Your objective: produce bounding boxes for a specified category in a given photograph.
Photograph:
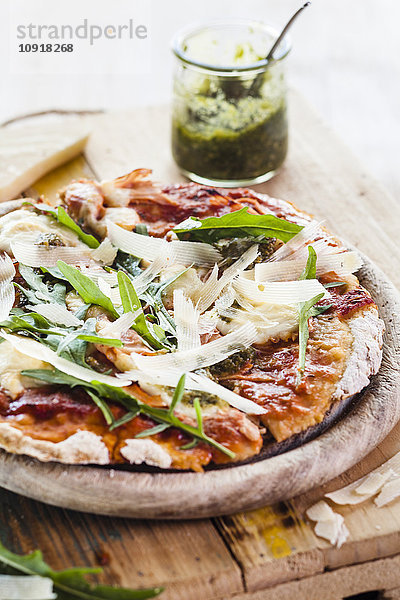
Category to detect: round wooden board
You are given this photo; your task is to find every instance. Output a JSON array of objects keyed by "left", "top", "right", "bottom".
[{"left": 0, "top": 256, "right": 398, "bottom": 519}]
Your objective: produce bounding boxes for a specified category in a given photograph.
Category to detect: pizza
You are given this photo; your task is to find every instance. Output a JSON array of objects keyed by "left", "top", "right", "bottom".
[{"left": 0, "top": 168, "right": 384, "bottom": 472}]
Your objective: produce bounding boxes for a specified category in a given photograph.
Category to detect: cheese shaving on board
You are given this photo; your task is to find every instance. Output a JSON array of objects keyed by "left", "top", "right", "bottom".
[
  {"left": 326, "top": 466, "right": 398, "bottom": 505},
  {"left": 375, "top": 478, "right": 400, "bottom": 507},
  {"left": 233, "top": 277, "right": 329, "bottom": 305},
  {"left": 127, "top": 323, "right": 257, "bottom": 373},
  {"left": 306, "top": 500, "right": 349, "bottom": 548},
  {"left": 1, "top": 332, "right": 131, "bottom": 387},
  {"left": 173, "top": 289, "right": 201, "bottom": 351},
  {"left": 107, "top": 221, "right": 221, "bottom": 266},
  {"left": 254, "top": 251, "right": 363, "bottom": 282},
  {"left": 0, "top": 253, "right": 15, "bottom": 322},
  {"left": 0, "top": 575, "right": 56, "bottom": 599}
]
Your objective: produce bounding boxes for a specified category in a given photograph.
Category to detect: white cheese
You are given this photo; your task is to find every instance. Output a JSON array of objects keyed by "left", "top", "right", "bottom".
[
  {"left": 0, "top": 123, "right": 89, "bottom": 202},
  {"left": 0, "top": 340, "right": 49, "bottom": 398},
  {"left": 0, "top": 575, "right": 55, "bottom": 599},
  {"left": 306, "top": 500, "right": 349, "bottom": 548},
  {"left": 0, "top": 208, "right": 86, "bottom": 254},
  {"left": 120, "top": 439, "right": 172, "bottom": 468}
]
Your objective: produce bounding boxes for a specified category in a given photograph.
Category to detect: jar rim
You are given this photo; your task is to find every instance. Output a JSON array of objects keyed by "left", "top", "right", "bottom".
[{"left": 172, "top": 19, "right": 291, "bottom": 74}]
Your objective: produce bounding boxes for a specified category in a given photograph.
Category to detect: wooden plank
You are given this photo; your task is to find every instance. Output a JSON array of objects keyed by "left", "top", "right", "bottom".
[
  {"left": 0, "top": 488, "right": 242, "bottom": 600},
  {"left": 228, "top": 554, "right": 400, "bottom": 600}
]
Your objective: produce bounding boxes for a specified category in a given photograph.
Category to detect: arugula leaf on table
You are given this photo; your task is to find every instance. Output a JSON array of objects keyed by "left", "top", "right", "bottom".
[
  {"left": 22, "top": 369, "right": 235, "bottom": 457},
  {"left": 0, "top": 540, "right": 163, "bottom": 599},
  {"left": 57, "top": 261, "right": 119, "bottom": 318},
  {"left": 173, "top": 208, "right": 303, "bottom": 244},
  {"left": 117, "top": 271, "right": 165, "bottom": 351},
  {"left": 25, "top": 202, "right": 100, "bottom": 249}
]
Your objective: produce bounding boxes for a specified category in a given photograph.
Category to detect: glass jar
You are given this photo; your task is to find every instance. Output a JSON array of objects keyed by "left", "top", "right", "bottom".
[{"left": 171, "top": 20, "right": 291, "bottom": 187}]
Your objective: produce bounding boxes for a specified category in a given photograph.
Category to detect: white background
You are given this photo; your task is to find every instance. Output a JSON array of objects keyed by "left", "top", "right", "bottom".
[{"left": 0, "top": 0, "right": 399, "bottom": 197}]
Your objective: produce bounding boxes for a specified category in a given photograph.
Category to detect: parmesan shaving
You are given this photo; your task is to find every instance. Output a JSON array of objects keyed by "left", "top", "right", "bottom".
[
  {"left": 375, "top": 477, "right": 400, "bottom": 507},
  {"left": 0, "top": 253, "right": 15, "bottom": 322},
  {"left": 99, "top": 312, "right": 139, "bottom": 339},
  {"left": 1, "top": 331, "right": 131, "bottom": 386},
  {"left": 269, "top": 220, "right": 323, "bottom": 262},
  {"left": 128, "top": 323, "right": 258, "bottom": 373},
  {"left": 11, "top": 239, "right": 92, "bottom": 268},
  {"left": 254, "top": 251, "right": 363, "bottom": 281},
  {"left": 91, "top": 238, "right": 117, "bottom": 265},
  {"left": 132, "top": 251, "right": 175, "bottom": 294},
  {"left": 306, "top": 500, "right": 349, "bottom": 548},
  {"left": 326, "top": 467, "right": 397, "bottom": 505},
  {"left": 173, "top": 289, "right": 201, "bottom": 351},
  {"left": 195, "top": 245, "right": 259, "bottom": 313},
  {"left": 32, "top": 303, "right": 83, "bottom": 327},
  {"left": 233, "top": 277, "right": 329, "bottom": 305},
  {"left": 97, "top": 277, "right": 121, "bottom": 306},
  {"left": 0, "top": 575, "right": 56, "bottom": 599},
  {"left": 107, "top": 221, "right": 221, "bottom": 266}
]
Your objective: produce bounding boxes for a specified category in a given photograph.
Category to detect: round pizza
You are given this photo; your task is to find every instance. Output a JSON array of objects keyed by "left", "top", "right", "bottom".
[{"left": 0, "top": 169, "right": 384, "bottom": 472}]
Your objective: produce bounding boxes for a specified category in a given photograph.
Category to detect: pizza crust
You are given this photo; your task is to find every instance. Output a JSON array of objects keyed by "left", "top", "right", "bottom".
[
  {"left": 0, "top": 425, "right": 110, "bottom": 464},
  {"left": 120, "top": 439, "right": 172, "bottom": 468},
  {"left": 334, "top": 307, "right": 384, "bottom": 400}
]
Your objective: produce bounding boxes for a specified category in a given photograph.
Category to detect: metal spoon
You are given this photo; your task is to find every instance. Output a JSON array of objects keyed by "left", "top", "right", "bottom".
[
  {"left": 247, "top": 2, "right": 311, "bottom": 97},
  {"left": 266, "top": 2, "right": 311, "bottom": 63}
]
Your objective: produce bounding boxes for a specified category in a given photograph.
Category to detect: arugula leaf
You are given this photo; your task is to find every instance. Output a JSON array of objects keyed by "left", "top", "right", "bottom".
[
  {"left": 0, "top": 540, "right": 163, "bottom": 599},
  {"left": 58, "top": 261, "right": 119, "bottom": 318},
  {"left": 297, "top": 246, "right": 322, "bottom": 380},
  {"left": 113, "top": 251, "right": 142, "bottom": 278},
  {"left": 86, "top": 390, "right": 115, "bottom": 426},
  {"left": 117, "top": 272, "right": 164, "bottom": 351},
  {"left": 135, "top": 423, "right": 170, "bottom": 438},
  {"left": 297, "top": 292, "right": 325, "bottom": 378},
  {"left": 299, "top": 246, "right": 317, "bottom": 280},
  {"left": 26, "top": 202, "right": 100, "bottom": 249},
  {"left": 168, "top": 374, "right": 185, "bottom": 415},
  {"left": 23, "top": 369, "right": 235, "bottom": 458},
  {"left": 173, "top": 208, "right": 303, "bottom": 244},
  {"left": 18, "top": 265, "right": 66, "bottom": 305}
]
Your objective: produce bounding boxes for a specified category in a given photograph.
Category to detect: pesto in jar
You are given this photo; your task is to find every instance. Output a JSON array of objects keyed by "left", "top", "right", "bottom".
[{"left": 172, "top": 92, "right": 288, "bottom": 182}]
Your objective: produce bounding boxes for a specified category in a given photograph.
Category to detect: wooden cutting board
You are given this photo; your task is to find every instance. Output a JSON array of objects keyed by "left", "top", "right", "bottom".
[{"left": 1, "top": 92, "right": 400, "bottom": 597}]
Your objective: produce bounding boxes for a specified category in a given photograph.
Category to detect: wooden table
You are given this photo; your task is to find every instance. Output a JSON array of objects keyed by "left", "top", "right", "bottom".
[{"left": 4, "top": 91, "right": 400, "bottom": 600}]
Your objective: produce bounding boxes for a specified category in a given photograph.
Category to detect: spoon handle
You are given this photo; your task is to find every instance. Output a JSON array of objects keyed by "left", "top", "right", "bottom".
[{"left": 266, "top": 2, "right": 311, "bottom": 62}]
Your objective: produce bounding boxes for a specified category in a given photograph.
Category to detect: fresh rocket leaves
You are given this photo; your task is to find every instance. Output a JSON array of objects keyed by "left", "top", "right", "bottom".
[
  {"left": 297, "top": 247, "right": 331, "bottom": 380},
  {"left": 57, "top": 261, "right": 119, "bottom": 318},
  {"left": 299, "top": 246, "right": 317, "bottom": 281},
  {"left": 17, "top": 265, "right": 66, "bottom": 305},
  {"left": 117, "top": 271, "right": 165, "bottom": 351},
  {"left": 26, "top": 202, "right": 100, "bottom": 249},
  {"left": 22, "top": 369, "right": 235, "bottom": 457},
  {"left": 0, "top": 540, "right": 163, "bottom": 599},
  {"left": 173, "top": 208, "right": 303, "bottom": 244},
  {"left": 297, "top": 292, "right": 325, "bottom": 378}
]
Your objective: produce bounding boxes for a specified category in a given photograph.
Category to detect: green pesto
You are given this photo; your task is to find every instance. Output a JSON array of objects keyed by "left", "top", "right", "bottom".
[
  {"left": 172, "top": 95, "right": 288, "bottom": 181},
  {"left": 215, "top": 236, "right": 278, "bottom": 269},
  {"left": 210, "top": 347, "right": 256, "bottom": 378}
]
